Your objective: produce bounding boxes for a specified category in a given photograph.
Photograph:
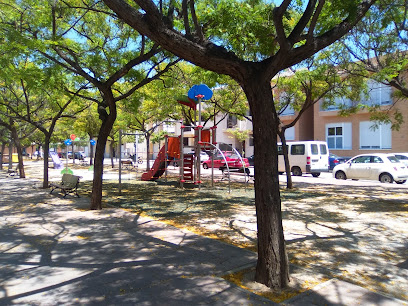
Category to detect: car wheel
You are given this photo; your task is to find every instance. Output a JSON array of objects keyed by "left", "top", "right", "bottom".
[
  {"left": 335, "top": 171, "right": 347, "bottom": 180},
  {"left": 312, "top": 173, "right": 320, "bottom": 177},
  {"left": 292, "top": 167, "right": 302, "bottom": 176},
  {"left": 380, "top": 173, "right": 393, "bottom": 183},
  {"left": 202, "top": 163, "right": 209, "bottom": 169},
  {"left": 396, "top": 180, "right": 406, "bottom": 184}
]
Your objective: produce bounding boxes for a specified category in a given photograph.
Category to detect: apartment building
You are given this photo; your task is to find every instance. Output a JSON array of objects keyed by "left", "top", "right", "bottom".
[{"left": 279, "top": 80, "right": 408, "bottom": 157}]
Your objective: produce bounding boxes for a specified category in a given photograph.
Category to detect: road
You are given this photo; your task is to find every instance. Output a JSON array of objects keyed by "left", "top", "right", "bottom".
[
  {"left": 279, "top": 171, "right": 408, "bottom": 188},
  {"left": 199, "top": 166, "right": 408, "bottom": 188}
]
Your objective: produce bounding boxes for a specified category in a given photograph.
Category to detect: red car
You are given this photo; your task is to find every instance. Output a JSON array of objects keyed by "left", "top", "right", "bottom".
[{"left": 202, "top": 151, "right": 249, "bottom": 171}]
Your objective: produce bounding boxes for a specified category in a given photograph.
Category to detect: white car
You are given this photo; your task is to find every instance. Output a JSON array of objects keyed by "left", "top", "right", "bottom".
[
  {"left": 333, "top": 153, "right": 408, "bottom": 184},
  {"left": 394, "top": 153, "right": 408, "bottom": 167},
  {"left": 186, "top": 151, "right": 209, "bottom": 163}
]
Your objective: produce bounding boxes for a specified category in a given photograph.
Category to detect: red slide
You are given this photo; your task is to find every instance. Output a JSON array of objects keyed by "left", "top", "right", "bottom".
[
  {"left": 141, "top": 146, "right": 167, "bottom": 181},
  {"left": 141, "top": 137, "right": 180, "bottom": 181}
]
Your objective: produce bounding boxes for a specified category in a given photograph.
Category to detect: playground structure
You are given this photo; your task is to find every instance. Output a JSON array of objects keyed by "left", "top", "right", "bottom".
[
  {"left": 134, "top": 125, "right": 250, "bottom": 192},
  {"left": 118, "top": 125, "right": 250, "bottom": 193},
  {"left": 140, "top": 125, "right": 216, "bottom": 186},
  {"left": 118, "top": 84, "right": 250, "bottom": 191}
]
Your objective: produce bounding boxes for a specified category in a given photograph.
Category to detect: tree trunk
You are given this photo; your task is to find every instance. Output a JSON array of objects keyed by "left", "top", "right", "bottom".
[
  {"left": 243, "top": 79, "right": 289, "bottom": 289},
  {"left": 0, "top": 143, "right": 5, "bottom": 170},
  {"left": 10, "top": 126, "right": 26, "bottom": 179},
  {"left": 42, "top": 135, "right": 51, "bottom": 188},
  {"left": 90, "top": 94, "right": 117, "bottom": 210},
  {"left": 8, "top": 142, "right": 13, "bottom": 169},
  {"left": 145, "top": 134, "right": 151, "bottom": 171},
  {"left": 110, "top": 142, "right": 115, "bottom": 168},
  {"left": 279, "top": 130, "right": 293, "bottom": 189}
]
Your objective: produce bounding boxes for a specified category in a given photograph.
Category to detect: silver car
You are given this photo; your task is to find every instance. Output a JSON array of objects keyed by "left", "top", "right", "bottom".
[{"left": 333, "top": 153, "right": 408, "bottom": 184}]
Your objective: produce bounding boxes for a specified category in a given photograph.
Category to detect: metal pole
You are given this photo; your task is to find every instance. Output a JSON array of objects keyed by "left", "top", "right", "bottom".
[
  {"left": 180, "top": 123, "right": 184, "bottom": 188},
  {"left": 164, "top": 136, "right": 168, "bottom": 182},
  {"left": 196, "top": 95, "right": 203, "bottom": 189},
  {"left": 66, "top": 145, "right": 68, "bottom": 170},
  {"left": 119, "top": 129, "right": 122, "bottom": 194}
]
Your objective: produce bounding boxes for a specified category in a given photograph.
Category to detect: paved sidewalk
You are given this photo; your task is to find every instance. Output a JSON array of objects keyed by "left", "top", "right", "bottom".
[{"left": 0, "top": 174, "right": 407, "bottom": 305}]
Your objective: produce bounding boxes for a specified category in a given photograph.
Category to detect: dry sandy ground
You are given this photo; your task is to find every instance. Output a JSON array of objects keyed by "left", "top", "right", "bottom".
[{"left": 6, "top": 159, "right": 408, "bottom": 303}]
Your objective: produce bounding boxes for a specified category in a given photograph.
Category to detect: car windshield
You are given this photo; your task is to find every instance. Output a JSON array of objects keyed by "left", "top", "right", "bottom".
[
  {"left": 396, "top": 155, "right": 408, "bottom": 160},
  {"left": 388, "top": 156, "right": 400, "bottom": 163}
]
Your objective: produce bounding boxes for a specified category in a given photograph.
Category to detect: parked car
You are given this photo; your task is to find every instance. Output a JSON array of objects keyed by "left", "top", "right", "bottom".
[
  {"left": 68, "top": 152, "right": 85, "bottom": 160},
  {"left": 329, "top": 153, "right": 350, "bottom": 170},
  {"left": 333, "top": 153, "right": 408, "bottom": 184},
  {"left": 394, "top": 153, "right": 408, "bottom": 167},
  {"left": 202, "top": 151, "right": 249, "bottom": 171},
  {"left": 247, "top": 155, "right": 255, "bottom": 166},
  {"left": 186, "top": 151, "right": 209, "bottom": 163}
]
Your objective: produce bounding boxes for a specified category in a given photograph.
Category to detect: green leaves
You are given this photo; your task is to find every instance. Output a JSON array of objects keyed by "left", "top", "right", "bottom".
[{"left": 197, "top": 0, "right": 277, "bottom": 60}]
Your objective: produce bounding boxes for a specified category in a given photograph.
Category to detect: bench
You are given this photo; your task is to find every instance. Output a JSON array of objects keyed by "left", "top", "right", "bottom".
[
  {"left": 7, "top": 165, "right": 20, "bottom": 177},
  {"left": 120, "top": 159, "right": 135, "bottom": 170},
  {"left": 49, "top": 173, "right": 81, "bottom": 198}
]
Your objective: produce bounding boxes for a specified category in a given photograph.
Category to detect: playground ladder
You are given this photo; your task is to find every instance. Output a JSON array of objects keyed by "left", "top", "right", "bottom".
[{"left": 182, "top": 155, "right": 194, "bottom": 182}]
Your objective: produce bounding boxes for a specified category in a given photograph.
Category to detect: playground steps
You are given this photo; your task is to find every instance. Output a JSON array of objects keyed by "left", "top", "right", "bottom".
[{"left": 182, "top": 155, "right": 194, "bottom": 183}]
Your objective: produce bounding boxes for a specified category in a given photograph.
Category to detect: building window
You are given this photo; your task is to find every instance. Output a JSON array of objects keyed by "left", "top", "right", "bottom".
[
  {"left": 326, "top": 122, "right": 352, "bottom": 149},
  {"left": 359, "top": 121, "right": 391, "bottom": 149},
  {"left": 321, "top": 96, "right": 353, "bottom": 111},
  {"left": 321, "top": 81, "right": 392, "bottom": 111},
  {"left": 362, "top": 81, "right": 392, "bottom": 106},
  {"left": 280, "top": 105, "right": 295, "bottom": 116},
  {"left": 227, "top": 115, "right": 238, "bottom": 128},
  {"left": 277, "top": 92, "right": 295, "bottom": 115},
  {"left": 284, "top": 126, "right": 295, "bottom": 140},
  {"left": 249, "top": 135, "right": 254, "bottom": 146}
]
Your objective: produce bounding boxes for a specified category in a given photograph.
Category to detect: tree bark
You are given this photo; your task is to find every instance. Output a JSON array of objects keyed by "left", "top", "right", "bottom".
[
  {"left": 10, "top": 125, "right": 26, "bottom": 179},
  {"left": 90, "top": 93, "right": 117, "bottom": 210},
  {"left": 110, "top": 141, "right": 115, "bottom": 168},
  {"left": 0, "top": 143, "right": 5, "bottom": 170},
  {"left": 42, "top": 135, "right": 51, "bottom": 188},
  {"left": 243, "top": 78, "right": 289, "bottom": 289},
  {"left": 279, "top": 129, "right": 293, "bottom": 189}
]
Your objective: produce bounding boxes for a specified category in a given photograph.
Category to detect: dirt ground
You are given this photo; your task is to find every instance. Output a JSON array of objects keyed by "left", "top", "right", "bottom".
[{"left": 12, "top": 160, "right": 408, "bottom": 302}]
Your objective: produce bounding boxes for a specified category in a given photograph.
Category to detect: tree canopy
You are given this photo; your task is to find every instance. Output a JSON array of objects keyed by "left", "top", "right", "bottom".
[
  {"left": 328, "top": 0, "right": 408, "bottom": 128},
  {"left": 102, "top": 0, "right": 377, "bottom": 290}
]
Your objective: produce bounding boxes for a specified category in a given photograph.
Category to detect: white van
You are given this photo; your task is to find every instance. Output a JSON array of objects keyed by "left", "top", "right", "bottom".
[{"left": 277, "top": 141, "right": 329, "bottom": 177}]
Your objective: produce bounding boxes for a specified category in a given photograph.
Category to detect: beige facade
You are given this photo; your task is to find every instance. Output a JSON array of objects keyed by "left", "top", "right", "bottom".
[{"left": 280, "top": 83, "right": 408, "bottom": 157}]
